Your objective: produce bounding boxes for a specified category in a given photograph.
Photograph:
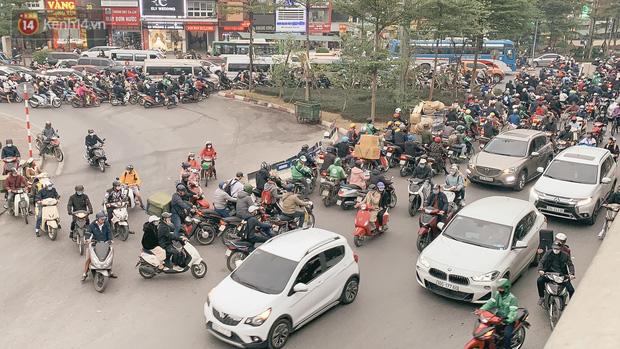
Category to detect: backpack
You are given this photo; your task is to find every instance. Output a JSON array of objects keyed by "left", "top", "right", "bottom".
[
  {"left": 447, "top": 133, "right": 458, "bottom": 146},
  {"left": 261, "top": 189, "right": 273, "bottom": 205},
  {"left": 226, "top": 179, "right": 238, "bottom": 196},
  {"left": 236, "top": 219, "right": 249, "bottom": 239}
]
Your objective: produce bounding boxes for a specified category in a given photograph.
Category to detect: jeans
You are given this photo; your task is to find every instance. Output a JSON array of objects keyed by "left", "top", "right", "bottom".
[
  {"left": 247, "top": 216, "right": 272, "bottom": 238},
  {"left": 282, "top": 211, "right": 306, "bottom": 228},
  {"left": 215, "top": 208, "right": 230, "bottom": 218},
  {"left": 172, "top": 213, "right": 182, "bottom": 237},
  {"left": 453, "top": 144, "right": 466, "bottom": 155},
  {"left": 36, "top": 205, "right": 42, "bottom": 231},
  {"left": 39, "top": 94, "right": 47, "bottom": 105},
  {"left": 6, "top": 192, "right": 15, "bottom": 210},
  {"left": 537, "top": 275, "right": 575, "bottom": 298},
  {"left": 292, "top": 179, "right": 309, "bottom": 197},
  {"left": 502, "top": 322, "right": 515, "bottom": 349}
]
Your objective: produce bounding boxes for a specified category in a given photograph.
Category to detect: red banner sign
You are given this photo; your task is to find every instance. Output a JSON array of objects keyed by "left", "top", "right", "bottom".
[
  {"left": 185, "top": 24, "right": 216, "bottom": 32},
  {"left": 103, "top": 7, "right": 139, "bottom": 26},
  {"left": 309, "top": 23, "right": 330, "bottom": 34}
]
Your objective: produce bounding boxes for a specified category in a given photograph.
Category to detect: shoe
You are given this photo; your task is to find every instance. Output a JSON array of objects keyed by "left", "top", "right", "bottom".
[
  {"left": 2, "top": 204, "right": 7, "bottom": 209},
  {"left": 58, "top": 224, "right": 62, "bottom": 229},
  {"left": 81, "top": 273, "right": 88, "bottom": 282},
  {"left": 537, "top": 297, "right": 544, "bottom": 306},
  {"left": 598, "top": 230, "right": 605, "bottom": 239},
  {"left": 129, "top": 230, "right": 135, "bottom": 234},
  {"left": 172, "top": 266, "right": 184, "bottom": 272},
  {"left": 140, "top": 204, "right": 145, "bottom": 210},
  {"left": 35, "top": 229, "right": 40, "bottom": 237},
  {"left": 104, "top": 162, "right": 110, "bottom": 167},
  {"left": 459, "top": 154, "right": 467, "bottom": 159},
  {"left": 109, "top": 273, "right": 118, "bottom": 278},
  {"left": 69, "top": 232, "right": 74, "bottom": 239}
]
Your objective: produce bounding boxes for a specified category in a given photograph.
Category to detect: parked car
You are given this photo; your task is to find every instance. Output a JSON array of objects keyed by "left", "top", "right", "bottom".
[
  {"left": 0, "top": 52, "right": 11, "bottom": 64},
  {"left": 39, "top": 68, "right": 84, "bottom": 80},
  {"left": 55, "top": 59, "right": 78, "bottom": 68},
  {"left": 530, "top": 146, "right": 617, "bottom": 225},
  {"left": 467, "top": 129, "right": 554, "bottom": 191},
  {"left": 45, "top": 52, "right": 80, "bottom": 65},
  {"left": 80, "top": 46, "right": 121, "bottom": 58},
  {"left": 461, "top": 62, "right": 505, "bottom": 83},
  {"left": 416, "top": 196, "right": 545, "bottom": 303},
  {"left": 532, "top": 54, "right": 565, "bottom": 67},
  {"left": 205, "top": 228, "right": 360, "bottom": 349}
]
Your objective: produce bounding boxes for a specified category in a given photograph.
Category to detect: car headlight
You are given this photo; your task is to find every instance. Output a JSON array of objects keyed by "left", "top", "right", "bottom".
[
  {"left": 418, "top": 255, "right": 430, "bottom": 269},
  {"left": 468, "top": 161, "right": 476, "bottom": 169},
  {"left": 530, "top": 188, "right": 540, "bottom": 200},
  {"left": 471, "top": 270, "right": 500, "bottom": 282},
  {"left": 576, "top": 197, "right": 592, "bottom": 207},
  {"left": 502, "top": 167, "right": 518, "bottom": 174},
  {"left": 245, "top": 308, "right": 271, "bottom": 327},
  {"left": 207, "top": 288, "right": 214, "bottom": 306}
]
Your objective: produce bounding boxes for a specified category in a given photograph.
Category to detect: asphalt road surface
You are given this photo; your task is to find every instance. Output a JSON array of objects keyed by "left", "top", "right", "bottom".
[{"left": 0, "top": 96, "right": 605, "bottom": 349}]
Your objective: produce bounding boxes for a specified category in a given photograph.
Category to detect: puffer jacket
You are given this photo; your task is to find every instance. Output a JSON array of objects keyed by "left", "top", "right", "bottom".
[{"left": 235, "top": 190, "right": 254, "bottom": 219}]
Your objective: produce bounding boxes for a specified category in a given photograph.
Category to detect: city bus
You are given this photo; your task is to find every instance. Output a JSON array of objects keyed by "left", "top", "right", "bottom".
[
  {"left": 212, "top": 39, "right": 281, "bottom": 58},
  {"left": 388, "top": 39, "right": 517, "bottom": 72}
]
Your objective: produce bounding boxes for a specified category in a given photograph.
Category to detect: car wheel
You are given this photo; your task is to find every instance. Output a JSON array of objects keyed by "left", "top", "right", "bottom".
[
  {"left": 587, "top": 202, "right": 599, "bottom": 226},
  {"left": 493, "top": 74, "right": 502, "bottom": 84},
  {"left": 534, "top": 62, "right": 539, "bottom": 67},
  {"left": 267, "top": 318, "right": 291, "bottom": 349},
  {"left": 514, "top": 171, "right": 526, "bottom": 191},
  {"left": 340, "top": 276, "right": 359, "bottom": 304}
]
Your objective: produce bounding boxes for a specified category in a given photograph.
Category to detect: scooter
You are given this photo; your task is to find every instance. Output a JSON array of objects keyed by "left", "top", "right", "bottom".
[
  {"left": 137, "top": 237, "right": 208, "bottom": 279},
  {"left": 464, "top": 308, "right": 530, "bottom": 349},
  {"left": 200, "top": 157, "right": 216, "bottom": 186},
  {"left": 319, "top": 172, "right": 340, "bottom": 207},
  {"left": 416, "top": 191, "right": 457, "bottom": 251},
  {"left": 353, "top": 203, "right": 389, "bottom": 247},
  {"left": 38, "top": 197, "right": 60, "bottom": 240},
  {"left": 72, "top": 210, "right": 89, "bottom": 255},
  {"left": 2, "top": 156, "right": 19, "bottom": 175},
  {"left": 225, "top": 239, "right": 257, "bottom": 271},
  {"left": 35, "top": 133, "right": 64, "bottom": 162},
  {"left": 88, "top": 241, "right": 114, "bottom": 293},
  {"left": 84, "top": 141, "right": 107, "bottom": 172},
  {"left": 600, "top": 202, "right": 620, "bottom": 239},
  {"left": 337, "top": 184, "right": 365, "bottom": 210},
  {"left": 183, "top": 211, "right": 217, "bottom": 245},
  {"left": 591, "top": 121, "right": 606, "bottom": 145},
  {"left": 28, "top": 92, "right": 62, "bottom": 108},
  {"left": 541, "top": 272, "right": 571, "bottom": 330},
  {"left": 7, "top": 187, "right": 30, "bottom": 224},
  {"left": 399, "top": 154, "right": 418, "bottom": 177},
  {"left": 272, "top": 200, "right": 315, "bottom": 232},
  {"left": 110, "top": 92, "right": 130, "bottom": 106},
  {"left": 384, "top": 143, "right": 403, "bottom": 168},
  {"left": 71, "top": 93, "right": 101, "bottom": 108},
  {"left": 407, "top": 178, "right": 431, "bottom": 217},
  {"left": 108, "top": 199, "right": 130, "bottom": 241}
]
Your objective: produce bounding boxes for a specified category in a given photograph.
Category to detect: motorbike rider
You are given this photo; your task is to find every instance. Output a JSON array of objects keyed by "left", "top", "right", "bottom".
[
  {"left": 228, "top": 171, "right": 245, "bottom": 198},
  {"left": 321, "top": 131, "right": 334, "bottom": 152},
  {"left": 157, "top": 212, "right": 184, "bottom": 271},
  {"left": 423, "top": 184, "right": 449, "bottom": 223},
  {"left": 369, "top": 168, "right": 393, "bottom": 188},
  {"left": 39, "top": 121, "right": 58, "bottom": 156},
  {"left": 578, "top": 132, "right": 597, "bottom": 147},
  {"left": 24, "top": 158, "right": 42, "bottom": 183},
  {"left": 1, "top": 138, "right": 21, "bottom": 174},
  {"left": 537, "top": 241, "right": 576, "bottom": 305},
  {"left": 255, "top": 162, "right": 271, "bottom": 192},
  {"left": 281, "top": 184, "right": 311, "bottom": 227},
  {"left": 483, "top": 115, "right": 499, "bottom": 138},
  {"left": 393, "top": 128, "right": 408, "bottom": 151},
  {"left": 363, "top": 117, "right": 377, "bottom": 135},
  {"left": 235, "top": 184, "right": 256, "bottom": 219},
  {"left": 291, "top": 156, "right": 313, "bottom": 197},
  {"left": 347, "top": 124, "right": 359, "bottom": 146},
  {"left": 349, "top": 160, "right": 369, "bottom": 190},
  {"left": 558, "top": 124, "right": 573, "bottom": 142},
  {"left": 404, "top": 135, "right": 426, "bottom": 158},
  {"left": 410, "top": 158, "right": 432, "bottom": 183},
  {"left": 376, "top": 182, "right": 390, "bottom": 229},
  {"left": 35, "top": 180, "right": 60, "bottom": 237},
  {"left": 245, "top": 205, "right": 273, "bottom": 243},
  {"left": 186, "top": 152, "right": 200, "bottom": 170},
  {"left": 263, "top": 175, "right": 282, "bottom": 212},
  {"left": 298, "top": 144, "right": 315, "bottom": 167},
  {"left": 199, "top": 141, "right": 217, "bottom": 178},
  {"left": 104, "top": 180, "right": 130, "bottom": 230},
  {"left": 120, "top": 165, "right": 145, "bottom": 209},
  {"left": 419, "top": 123, "right": 432, "bottom": 145},
  {"left": 429, "top": 137, "right": 447, "bottom": 172},
  {"left": 327, "top": 157, "right": 347, "bottom": 185},
  {"left": 3, "top": 168, "right": 29, "bottom": 213},
  {"left": 67, "top": 185, "right": 93, "bottom": 239},
  {"left": 476, "top": 278, "right": 519, "bottom": 349},
  {"left": 362, "top": 184, "right": 382, "bottom": 231},
  {"left": 320, "top": 146, "right": 337, "bottom": 172},
  {"left": 444, "top": 164, "right": 465, "bottom": 205},
  {"left": 599, "top": 186, "right": 620, "bottom": 238},
  {"left": 112, "top": 81, "right": 126, "bottom": 104},
  {"left": 214, "top": 181, "right": 237, "bottom": 217},
  {"left": 142, "top": 216, "right": 167, "bottom": 270},
  {"left": 82, "top": 211, "right": 116, "bottom": 281},
  {"left": 85, "top": 129, "right": 109, "bottom": 166},
  {"left": 35, "top": 81, "right": 49, "bottom": 105},
  {"left": 171, "top": 185, "right": 194, "bottom": 237},
  {"left": 604, "top": 137, "right": 619, "bottom": 161}
]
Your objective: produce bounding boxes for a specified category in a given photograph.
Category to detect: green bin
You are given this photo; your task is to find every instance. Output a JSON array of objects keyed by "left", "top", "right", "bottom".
[{"left": 294, "top": 101, "right": 321, "bottom": 124}]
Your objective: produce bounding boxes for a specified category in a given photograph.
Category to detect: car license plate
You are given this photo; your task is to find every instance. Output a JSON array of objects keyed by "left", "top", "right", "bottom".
[
  {"left": 336, "top": 200, "right": 342, "bottom": 205},
  {"left": 322, "top": 190, "right": 329, "bottom": 196},
  {"left": 387, "top": 152, "right": 392, "bottom": 157},
  {"left": 225, "top": 249, "right": 232, "bottom": 257},
  {"left": 478, "top": 176, "right": 493, "bottom": 182},
  {"left": 400, "top": 160, "right": 406, "bottom": 165},
  {"left": 448, "top": 150, "right": 454, "bottom": 155},
  {"left": 546, "top": 206, "right": 565, "bottom": 213},
  {"left": 212, "top": 323, "right": 232, "bottom": 337},
  {"left": 436, "top": 280, "right": 459, "bottom": 292},
  {"left": 219, "top": 225, "right": 226, "bottom": 231}
]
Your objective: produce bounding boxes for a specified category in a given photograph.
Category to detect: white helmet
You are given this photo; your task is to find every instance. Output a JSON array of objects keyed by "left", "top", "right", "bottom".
[
  {"left": 395, "top": 108, "right": 401, "bottom": 113},
  {"left": 148, "top": 215, "right": 160, "bottom": 223},
  {"left": 248, "top": 205, "right": 259, "bottom": 214},
  {"left": 324, "top": 131, "right": 330, "bottom": 138},
  {"left": 555, "top": 233, "right": 567, "bottom": 242}
]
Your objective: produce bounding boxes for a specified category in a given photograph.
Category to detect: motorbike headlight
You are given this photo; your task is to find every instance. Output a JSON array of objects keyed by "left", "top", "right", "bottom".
[
  {"left": 502, "top": 167, "right": 518, "bottom": 174},
  {"left": 418, "top": 255, "right": 430, "bottom": 269},
  {"left": 244, "top": 308, "right": 271, "bottom": 327},
  {"left": 576, "top": 197, "right": 592, "bottom": 207},
  {"left": 471, "top": 270, "right": 500, "bottom": 282}
]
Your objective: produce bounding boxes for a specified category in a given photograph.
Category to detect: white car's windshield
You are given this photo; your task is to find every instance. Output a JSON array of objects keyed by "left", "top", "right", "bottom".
[
  {"left": 231, "top": 250, "right": 297, "bottom": 295},
  {"left": 443, "top": 215, "right": 512, "bottom": 250},
  {"left": 544, "top": 160, "right": 598, "bottom": 184},
  {"left": 484, "top": 138, "right": 528, "bottom": 157}
]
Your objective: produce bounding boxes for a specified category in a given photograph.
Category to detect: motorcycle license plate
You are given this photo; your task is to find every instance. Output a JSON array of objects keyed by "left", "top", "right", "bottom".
[
  {"left": 478, "top": 176, "right": 493, "bottom": 182},
  {"left": 336, "top": 200, "right": 342, "bottom": 206},
  {"left": 320, "top": 177, "right": 326, "bottom": 183},
  {"left": 436, "top": 280, "right": 459, "bottom": 292},
  {"left": 322, "top": 190, "right": 329, "bottom": 196},
  {"left": 225, "top": 249, "right": 232, "bottom": 257},
  {"left": 219, "top": 225, "right": 226, "bottom": 231},
  {"left": 356, "top": 196, "right": 363, "bottom": 203},
  {"left": 212, "top": 323, "right": 232, "bottom": 337},
  {"left": 387, "top": 152, "right": 392, "bottom": 157},
  {"left": 546, "top": 206, "right": 565, "bottom": 213},
  {"left": 448, "top": 150, "right": 454, "bottom": 155},
  {"left": 400, "top": 160, "right": 406, "bottom": 165}
]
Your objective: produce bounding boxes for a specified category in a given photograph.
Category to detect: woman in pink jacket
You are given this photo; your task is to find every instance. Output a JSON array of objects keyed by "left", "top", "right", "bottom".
[{"left": 348, "top": 161, "right": 369, "bottom": 189}]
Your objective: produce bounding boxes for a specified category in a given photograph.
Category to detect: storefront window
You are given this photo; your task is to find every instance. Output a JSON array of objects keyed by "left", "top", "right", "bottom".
[
  {"left": 188, "top": 1, "right": 216, "bottom": 17},
  {"left": 149, "top": 29, "right": 183, "bottom": 51}
]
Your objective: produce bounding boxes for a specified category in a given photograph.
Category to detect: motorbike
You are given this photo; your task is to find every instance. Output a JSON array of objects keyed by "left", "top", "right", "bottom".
[
  {"left": 72, "top": 210, "right": 89, "bottom": 255},
  {"left": 110, "top": 92, "right": 130, "bottom": 106},
  {"left": 84, "top": 140, "right": 107, "bottom": 172},
  {"left": 28, "top": 92, "right": 62, "bottom": 108},
  {"left": 200, "top": 157, "right": 216, "bottom": 186},
  {"left": 88, "top": 241, "right": 114, "bottom": 293},
  {"left": 182, "top": 211, "right": 217, "bottom": 245},
  {"left": 591, "top": 121, "right": 606, "bottom": 145},
  {"left": 71, "top": 93, "right": 101, "bottom": 108},
  {"left": 6, "top": 187, "right": 30, "bottom": 224},
  {"left": 219, "top": 207, "right": 271, "bottom": 245},
  {"left": 399, "top": 154, "right": 418, "bottom": 177},
  {"left": 35, "top": 133, "right": 64, "bottom": 162},
  {"left": 225, "top": 239, "right": 258, "bottom": 271},
  {"left": 599, "top": 202, "right": 620, "bottom": 239},
  {"left": 384, "top": 143, "right": 403, "bottom": 168},
  {"left": 140, "top": 91, "right": 168, "bottom": 108},
  {"left": 530, "top": 114, "right": 543, "bottom": 130},
  {"left": 337, "top": 184, "right": 365, "bottom": 210},
  {"left": 407, "top": 178, "right": 431, "bottom": 217},
  {"left": 180, "top": 90, "right": 203, "bottom": 103},
  {"left": 272, "top": 200, "right": 315, "bottom": 233},
  {"left": 137, "top": 237, "right": 208, "bottom": 279},
  {"left": 37, "top": 197, "right": 60, "bottom": 240},
  {"left": 93, "top": 87, "right": 112, "bottom": 103},
  {"left": 353, "top": 203, "right": 389, "bottom": 247},
  {"left": 291, "top": 173, "right": 316, "bottom": 196},
  {"left": 108, "top": 194, "right": 131, "bottom": 241},
  {"left": 416, "top": 191, "right": 457, "bottom": 251},
  {"left": 464, "top": 308, "right": 530, "bottom": 349},
  {"left": 319, "top": 172, "right": 340, "bottom": 207},
  {"left": 541, "top": 272, "right": 571, "bottom": 330}
]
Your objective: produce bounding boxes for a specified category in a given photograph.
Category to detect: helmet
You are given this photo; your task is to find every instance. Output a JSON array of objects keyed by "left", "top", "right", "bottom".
[
  {"left": 408, "top": 135, "right": 414, "bottom": 141},
  {"left": 354, "top": 160, "right": 362, "bottom": 168},
  {"left": 75, "top": 185, "right": 84, "bottom": 191},
  {"left": 182, "top": 162, "right": 190, "bottom": 169},
  {"left": 495, "top": 278, "right": 511, "bottom": 293},
  {"left": 268, "top": 175, "right": 277, "bottom": 182},
  {"left": 148, "top": 215, "right": 160, "bottom": 223},
  {"left": 419, "top": 158, "right": 427, "bottom": 164},
  {"left": 45, "top": 121, "right": 51, "bottom": 126},
  {"left": 571, "top": 116, "right": 577, "bottom": 121},
  {"left": 342, "top": 136, "right": 348, "bottom": 142},
  {"left": 465, "top": 109, "right": 471, "bottom": 114},
  {"left": 88, "top": 129, "right": 94, "bottom": 134},
  {"left": 284, "top": 184, "right": 294, "bottom": 192},
  {"left": 324, "top": 131, "right": 330, "bottom": 138},
  {"left": 368, "top": 184, "right": 377, "bottom": 191},
  {"left": 248, "top": 205, "right": 259, "bottom": 214},
  {"left": 350, "top": 123, "right": 356, "bottom": 128},
  {"left": 395, "top": 108, "right": 401, "bottom": 113},
  {"left": 261, "top": 161, "right": 270, "bottom": 170},
  {"left": 326, "top": 146, "right": 335, "bottom": 153},
  {"left": 176, "top": 184, "right": 186, "bottom": 192},
  {"left": 126, "top": 164, "right": 134, "bottom": 171},
  {"left": 432, "top": 183, "right": 441, "bottom": 189},
  {"left": 95, "top": 211, "right": 107, "bottom": 220},
  {"left": 5, "top": 138, "right": 13, "bottom": 145},
  {"left": 334, "top": 157, "right": 342, "bottom": 165},
  {"left": 366, "top": 117, "right": 372, "bottom": 123},
  {"left": 205, "top": 141, "right": 212, "bottom": 147},
  {"left": 243, "top": 184, "right": 253, "bottom": 194},
  {"left": 489, "top": 112, "right": 495, "bottom": 117},
  {"left": 450, "top": 164, "right": 459, "bottom": 171},
  {"left": 299, "top": 155, "right": 307, "bottom": 162},
  {"left": 434, "top": 137, "right": 441, "bottom": 143},
  {"left": 236, "top": 171, "right": 243, "bottom": 178},
  {"left": 377, "top": 182, "right": 385, "bottom": 190},
  {"left": 456, "top": 125, "right": 465, "bottom": 132},
  {"left": 565, "top": 125, "right": 571, "bottom": 131},
  {"left": 112, "top": 180, "right": 121, "bottom": 187},
  {"left": 188, "top": 152, "right": 195, "bottom": 158},
  {"left": 161, "top": 212, "right": 172, "bottom": 219},
  {"left": 393, "top": 113, "right": 399, "bottom": 117},
  {"left": 555, "top": 233, "right": 567, "bottom": 242},
  {"left": 39, "top": 82, "right": 44, "bottom": 86},
  {"left": 301, "top": 144, "right": 309, "bottom": 151},
  {"left": 181, "top": 172, "right": 190, "bottom": 180}
]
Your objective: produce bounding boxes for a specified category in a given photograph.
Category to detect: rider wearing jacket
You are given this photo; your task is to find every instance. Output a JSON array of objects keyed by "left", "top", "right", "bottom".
[
  {"left": 281, "top": 184, "right": 311, "bottom": 227},
  {"left": 537, "top": 241, "right": 575, "bottom": 304},
  {"left": 157, "top": 212, "right": 183, "bottom": 270},
  {"left": 35, "top": 181, "right": 60, "bottom": 237},
  {"left": 478, "top": 278, "right": 518, "bottom": 349},
  {"left": 67, "top": 185, "right": 93, "bottom": 239},
  {"left": 291, "top": 156, "right": 312, "bottom": 196},
  {"left": 410, "top": 158, "right": 432, "bottom": 182},
  {"left": 82, "top": 211, "right": 116, "bottom": 281},
  {"left": 214, "top": 181, "right": 237, "bottom": 217},
  {"left": 424, "top": 184, "right": 449, "bottom": 222},
  {"left": 235, "top": 185, "right": 255, "bottom": 220},
  {"left": 327, "top": 158, "right": 347, "bottom": 184},
  {"left": 348, "top": 161, "right": 369, "bottom": 189}
]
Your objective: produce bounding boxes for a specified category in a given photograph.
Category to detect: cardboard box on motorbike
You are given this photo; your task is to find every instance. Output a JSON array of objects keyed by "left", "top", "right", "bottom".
[
  {"left": 147, "top": 192, "right": 172, "bottom": 217},
  {"left": 355, "top": 135, "right": 381, "bottom": 160}
]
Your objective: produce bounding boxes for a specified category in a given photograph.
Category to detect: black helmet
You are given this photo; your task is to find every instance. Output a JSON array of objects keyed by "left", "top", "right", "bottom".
[
  {"left": 565, "top": 125, "right": 571, "bottom": 130},
  {"left": 182, "top": 161, "right": 190, "bottom": 169},
  {"left": 5, "top": 138, "right": 13, "bottom": 144},
  {"left": 366, "top": 117, "right": 372, "bottom": 123},
  {"left": 176, "top": 184, "right": 186, "bottom": 192},
  {"left": 161, "top": 212, "right": 172, "bottom": 218},
  {"left": 181, "top": 172, "right": 190, "bottom": 180},
  {"left": 126, "top": 164, "right": 134, "bottom": 170},
  {"left": 112, "top": 180, "right": 121, "bottom": 187},
  {"left": 301, "top": 144, "right": 309, "bottom": 151},
  {"left": 355, "top": 160, "right": 362, "bottom": 168},
  {"left": 268, "top": 175, "right": 277, "bottom": 182},
  {"left": 261, "top": 161, "right": 270, "bottom": 170},
  {"left": 75, "top": 185, "right": 84, "bottom": 191},
  {"left": 87, "top": 129, "right": 94, "bottom": 134},
  {"left": 236, "top": 171, "right": 243, "bottom": 178}
]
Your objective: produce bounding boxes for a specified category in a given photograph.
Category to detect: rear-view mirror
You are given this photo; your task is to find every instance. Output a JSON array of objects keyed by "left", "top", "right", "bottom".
[
  {"left": 293, "top": 283, "right": 308, "bottom": 293},
  {"left": 602, "top": 177, "right": 612, "bottom": 184},
  {"left": 513, "top": 241, "right": 527, "bottom": 249},
  {"left": 536, "top": 167, "right": 544, "bottom": 173}
]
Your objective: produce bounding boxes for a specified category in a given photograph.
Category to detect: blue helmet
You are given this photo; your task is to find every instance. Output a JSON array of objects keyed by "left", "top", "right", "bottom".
[
  {"left": 407, "top": 135, "right": 414, "bottom": 141},
  {"left": 342, "top": 136, "right": 348, "bottom": 142},
  {"left": 219, "top": 181, "right": 227, "bottom": 189}
]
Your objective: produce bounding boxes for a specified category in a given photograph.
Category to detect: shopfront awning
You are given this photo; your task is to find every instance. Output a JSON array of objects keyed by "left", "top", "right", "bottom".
[{"left": 231, "top": 32, "right": 341, "bottom": 42}]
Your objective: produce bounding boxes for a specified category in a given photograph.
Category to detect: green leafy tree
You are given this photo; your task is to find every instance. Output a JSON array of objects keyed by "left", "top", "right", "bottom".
[
  {"left": 0, "top": 1, "right": 30, "bottom": 37},
  {"left": 538, "top": 0, "right": 584, "bottom": 50}
]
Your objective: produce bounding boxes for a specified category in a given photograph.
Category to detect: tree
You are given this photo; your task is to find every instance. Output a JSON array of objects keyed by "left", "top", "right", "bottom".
[
  {"left": 486, "top": 0, "right": 536, "bottom": 40},
  {"left": 0, "top": 1, "right": 30, "bottom": 38},
  {"left": 538, "top": 0, "right": 584, "bottom": 50},
  {"left": 295, "top": 0, "right": 327, "bottom": 101}
]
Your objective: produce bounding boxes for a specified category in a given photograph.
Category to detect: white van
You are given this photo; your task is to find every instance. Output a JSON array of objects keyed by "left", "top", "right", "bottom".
[
  {"left": 81, "top": 46, "right": 121, "bottom": 58},
  {"left": 143, "top": 59, "right": 218, "bottom": 84},
  {"left": 109, "top": 50, "right": 164, "bottom": 66},
  {"left": 224, "top": 56, "right": 274, "bottom": 79}
]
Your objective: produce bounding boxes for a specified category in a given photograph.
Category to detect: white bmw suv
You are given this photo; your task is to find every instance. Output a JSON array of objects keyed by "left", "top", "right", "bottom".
[{"left": 204, "top": 228, "right": 360, "bottom": 349}]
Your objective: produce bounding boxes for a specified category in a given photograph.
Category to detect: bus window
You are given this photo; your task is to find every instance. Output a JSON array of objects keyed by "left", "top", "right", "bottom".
[
  {"left": 237, "top": 45, "right": 249, "bottom": 55},
  {"left": 505, "top": 48, "right": 514, "bottom": 60}
]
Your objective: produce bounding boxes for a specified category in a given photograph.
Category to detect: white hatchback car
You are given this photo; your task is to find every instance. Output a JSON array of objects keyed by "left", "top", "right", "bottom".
[
  {"left": 416, "top": 196, "right": 545, "bottom": 303},
  {"left": 204, "top": 228, "right": 360, "bottom": 349}
]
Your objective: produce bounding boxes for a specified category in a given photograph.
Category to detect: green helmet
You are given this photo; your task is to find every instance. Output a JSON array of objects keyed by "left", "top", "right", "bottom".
[
  {"left": 299, "top": 155, "right": 307, "bottom": 162},
  {"left": 334, "top": 157, "right": 342, "bottom": 165},
  {"left": 456, "top": 125, "right": 465, "bottom": 133},
  {"left": 243, "top": 184, "right": 253, "bottom": 194},
  {"left": 495, "top": 278, "right": 511, "bottom": 293}
]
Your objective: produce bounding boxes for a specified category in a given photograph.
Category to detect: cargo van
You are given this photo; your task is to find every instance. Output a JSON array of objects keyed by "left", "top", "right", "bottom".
[{"left": 109, "top": 50, "right": 164, "bottom": 66}]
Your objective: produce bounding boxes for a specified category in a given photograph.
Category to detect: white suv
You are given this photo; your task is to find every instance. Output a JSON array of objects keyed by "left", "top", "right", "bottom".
[
  {"left": 204, "top": 228, "right": 360, "bottom": 349},
  {"left": 530, "top": 146, "right": 617, "bottom": 225}
]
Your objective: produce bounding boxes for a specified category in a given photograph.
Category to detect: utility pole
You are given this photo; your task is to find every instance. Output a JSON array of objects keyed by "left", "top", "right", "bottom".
[{"left": 531, "top": 18, "right": 538, "bottom": 60}]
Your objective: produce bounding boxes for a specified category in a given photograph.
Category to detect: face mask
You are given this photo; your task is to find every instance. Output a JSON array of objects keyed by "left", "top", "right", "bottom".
[
  {"left": 189, "top": 157, "right": 194, "bottom": 160},
  {"left": 432, "top": 190, "right": 439, "bottom": 195},
  {"left": 450, "top": 171, "right": 456, "bottom": 176},
  {"left": 419, "top": 164, "right": 425, "bottom": 168},
  {"left": 553, "top": 248, "right": 561, "bottom": 254},
  {"left": 47, "top": 186, "right": 53, "bottom": 189},
  {"left": 498, "top": 289, "right": 507, "bottom": 296},
  {"left": 77, "top": 191, "right": 83, "bottom": 196},
  {"left": 7, "top": 144, "right": 12, "bottom": 147}
]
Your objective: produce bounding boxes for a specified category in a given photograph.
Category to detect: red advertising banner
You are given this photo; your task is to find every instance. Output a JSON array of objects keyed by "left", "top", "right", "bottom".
[
  {"left": 46, "top": 0, "right": 77, "bottom": 22},
  {"left": 103, "top": 7, "right": 140, "bottom": 26},
  {"left": 309, "top": 23, "right": 330, "bottom": 33},
  {"left": 185, "top": 24, "right": 216, "bottom": 32}
]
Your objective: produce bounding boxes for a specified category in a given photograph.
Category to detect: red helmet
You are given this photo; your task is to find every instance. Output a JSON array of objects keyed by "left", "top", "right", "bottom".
[
  {"left": 393, "top": 113, "right": 399, "bottom": 117},
  {"left": 571, "top": 116, "right": 577, "bottom": 121},
  {"left": 434, "top": 137, "right": 441, "bottom": 143}
]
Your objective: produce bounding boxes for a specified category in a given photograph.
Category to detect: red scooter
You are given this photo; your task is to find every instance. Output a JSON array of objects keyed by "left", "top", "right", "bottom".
[
  {"left": 591, "top": 121, "right": 605, "bottom": 145},
  {"left": 353, "top": 203, "right": 389, "bottom": 247},
  {"left": 464, "top": 308, "right": 530, "bottom": 349},
  {"left": 416, "top": 193, "right": 458, "bottom": 251}
]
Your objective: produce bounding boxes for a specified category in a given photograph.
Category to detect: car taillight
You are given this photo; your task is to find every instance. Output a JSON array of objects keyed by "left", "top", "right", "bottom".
[{"left": 353, "top": 253, "right": 358, "bottom": 263}]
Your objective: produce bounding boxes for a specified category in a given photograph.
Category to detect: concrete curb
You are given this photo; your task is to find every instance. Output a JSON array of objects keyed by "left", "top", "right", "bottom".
[{"left": 218, "top": 91, "right": 348, "bottom": 136}]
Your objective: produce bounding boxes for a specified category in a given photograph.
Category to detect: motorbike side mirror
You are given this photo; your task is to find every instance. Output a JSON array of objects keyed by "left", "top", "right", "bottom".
[
  {"left": 293, "top": 283, "right": 308, "bottom": 293},
  {"left": 537, "top": 167, "right": 544, "bottom": 173},
  {"left": 513, "top": 241, "right": 527, "bottom": 249}
]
